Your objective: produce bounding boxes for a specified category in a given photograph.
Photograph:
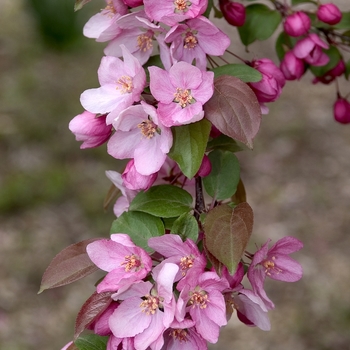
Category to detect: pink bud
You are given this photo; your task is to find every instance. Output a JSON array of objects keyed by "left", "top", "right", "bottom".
[
  {"left": 333, "top": 97, "right": 350, "bottom": 124},
  {"left": 196, "top": 154, "right": 212, "bottom": 177},
  {"left": 123, "top": 0, "right": 143, "bottom": 7},
  {"left": 283, "top": 11, "right": 311, "bottom": 37},
  {"left": 317, "top": 3, "right": 342, "bottom": 25},
  {"left": 122, "top": 159, "right": 157, "bottom": 191},
  {"left": 280, "top": 51, "right": 305, "bottom": 80},
  {"left": 313, "top": 59, "right": 345, "bottom": 84},
  {"left": 249, "top": 58, "right": 286, "bottom": 103},
  {"left": 219, "top": 0, "right": 246, "bottom": 27},
  {"left": 69, "top": 111, "right": 112, "bottom": 149}
]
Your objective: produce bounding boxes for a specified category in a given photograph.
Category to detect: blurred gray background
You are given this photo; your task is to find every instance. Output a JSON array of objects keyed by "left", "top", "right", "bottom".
[{"left": 1, "top": 0, "right": 350, "bottom": 349}]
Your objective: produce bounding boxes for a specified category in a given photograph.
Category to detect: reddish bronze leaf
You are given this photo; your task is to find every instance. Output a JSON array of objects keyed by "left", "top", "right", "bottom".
[
  {"left": 231, "top": 177, "right": 247, "bottom": 205},
  {"left": 39, "top": 238, "right": 101, "bottom": 293},
  {"left": 204, "top": 203, "right": 253, "bottom": 274},
  {"left": 75, "top": 291, "right": 113, "bottom": 340},
  {"left": 204, "top": 75, "right": 261, "bottom": 149},
  {"left": 67, "top": 342, "right": 79, "bottom": 350}
]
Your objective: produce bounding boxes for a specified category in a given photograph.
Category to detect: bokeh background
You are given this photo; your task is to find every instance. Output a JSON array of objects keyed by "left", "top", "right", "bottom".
[{"left": 1, "top": 0, "right": 350, "bottom": 349}]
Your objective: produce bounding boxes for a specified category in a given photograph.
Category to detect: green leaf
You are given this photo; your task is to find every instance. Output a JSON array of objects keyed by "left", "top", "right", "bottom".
[
  {"left": 291, "top": 0, "right": 316, "bottom": 5},
  {"left": 74, "top": 0, "right": 92, "bottom": 11},
  {"left": 168, "top": 119, "right": 211, "bottom": 179},
  {"left": 345, "top": 59, "right": 350, "bottom": 80},
  {"left": 129, "top": 185, "right": 193, "bottom": 218},
  {"left": 211, "top": 64, "right": 262, "bottom": 82},
  {"left": 275, "top": 32, "right": 295, "bottom": 61},
  {"left": 75, "top": 334, "right": 108, "bottom": 350},
  {"left": 39, "top": 239, "right": 100, "bottom": 293},
  {"left": 203, "top": 150, "right": 240, "bottom": 201},
  {"left": 333, "top": 11, "right": 350, "bottom": 30},
  {"left": 203, "top": 0, "right": 213, "bottom": 18},
  {"left": 309, "top": 46, "right": 341, "bottom": 77},
  {"left": 204, "top": 203, "right": 253, "bottom": 274},
  {"left": 238, "top": 4, "right": 282, "bottom": 46},
  {"left": 110, "top": 211, "right": 164, "bottom": 252},
  {"left": 206, "top": 134, "right": 246, "bottom": 153},
  {"left": 171, "top": 212, "right": 199, "bottom": 242}
]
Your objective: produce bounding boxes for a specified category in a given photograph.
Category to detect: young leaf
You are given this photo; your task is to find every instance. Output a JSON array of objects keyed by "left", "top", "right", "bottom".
[
  {"left": 212, "top": 64, "right": 262, "bottom": 82},
  {"left": 75, "top": 334, "right": 108, "bottom": 350},
  {"left": 238, "top": 4, "right": 281, "bottom": 46},
  {"left": 204, "top": 75, "right": 261, "bottom": 149},
  {"left": 168, "top": 118, "right": 211, "bottom": 179},
  {"left": 204, "top": 203, "right": 253, "bottom": 274},
  {"left": 129, "top": 185, "right": 193, "bottom": 218},
  {"left": 39, "top": 238, "right": 100, "bottom": 293},
  {"left": 171, "top": 212, "right": 199, "bottom": 242},
  {"left": 110, "top": 211, "right": 164, "bottom": 252},
  {"left": 203, "top": 150, "right": 240, "bottom": 201},
  {"left": 231, "top": 178, "right": 247, "bottom": 204},
  {"left": 75, "top": 291, "right": 113, "bottom": 340},
  {"left": 74, "top": 0, "right": 92, "bottom": 11}
]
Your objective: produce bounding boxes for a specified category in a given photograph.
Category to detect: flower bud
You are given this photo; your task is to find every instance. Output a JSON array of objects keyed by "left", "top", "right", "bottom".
[
  {"left": 219, "top": 0, "right": 246, "bottom": 27},
  {"left": 196, "top": 154, "right": 212, "bottom": 177},
  {"left": 313, "top": 59, "right": 345, "bottom": 84},
  {"left": 317, "top": 3, "right": 342, "bottom": 25},
  {"left": 69, "top": 111, "right": 112, "bottom": 149},
  {"left": 123, "top": 0, "right": 143, "bottom": 7},
  {"left": 333, "top": 97, "right": 350, "bottom": 124},
  {"left": 249, "top": 58, "right": 286, "bottom": 103},
  {"left": 283, "top": 11, "right": 311, "bottom": 37},
  {"left": 280, "top": 51, "right": 305, "bottom": 80},
  {"left": 122, "top": 159, "right": 157, "bottom": 191}
]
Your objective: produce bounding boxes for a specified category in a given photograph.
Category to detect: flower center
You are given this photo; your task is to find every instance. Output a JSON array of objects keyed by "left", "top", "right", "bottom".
[
  {"left": 104, "top": 1, "right": 116, "bottom": 16},
  {"left": 116, "top": 75, "right": 133, "bottom": 94},
  {"left": 179, "top": 255, "right": 194, "bottom": 276},
  {"left": 184, "top": 32, "right": 198, "bottom": 49},
  {"left": 174, "top": 0, "right": 191, "bottom": 13},
  {"left": 137, "top": 33, "right": 153, "bottom": 52},
  {"left": 174, "top": 88, "right": 195, "bottom": 108},
  {"left": 262, "top": 256, "right": 283, "bottom": 276},
  {"left": 188, "top": 288, "right": 209, "bottom": 309},
  {"left": 138, "top": 118, "right": 158, "bottom": 138},
  {"left": 170, "top": 329, "right": 189, "bottom": 343},
  {"left": 120, "top": 254, "right": 142, "bottom": 272},
  {"left": 140, "top": 294, "right": 162, "bottom": 315}
]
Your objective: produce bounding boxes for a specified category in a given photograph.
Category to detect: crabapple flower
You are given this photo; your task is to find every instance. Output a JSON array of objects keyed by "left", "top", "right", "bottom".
[
  {"left": 87, "top": 233, "right": 153, "bottom": 293},
  {"left": 122, "top": 159, "right": 157, "bottom": 191},
  {"left": 149, "top": 61, "right": 214, "bottom": 127},
  {"left": 312, "top": 59, "right": 345, "bottom": 84},
  {"left": 144, "top": 0, "right": 208, "bottom": 27},
  {"left": 107, "top": 102, "right": 173, "bottom": 175},
  {"left": 293, "top": 33, "right": 330, "bottom": 67},
  {"left": 177, "top": 271, "right": 229, "bottom": 343},
  {"left": 317, "top": 3, "right": 342, "bottom": 25},
  {"left": 165, "top": 16, "right": 230, "bottom": 70},
  {"left": 280, "top": 51, "right": 305, "bottom": 81},
  {"left": 219, "top": 0, "right": 246, "bottom": 27},
  {"left": 333, "top": 97, "right": 350, "bottom": 124},
  {"left": 247, "top": 236, "right": 303, "bottom": 310},
  {"left": 109, "top": 263, "right": 179, "bottom": 350},
  {"left": 283, "top": 11, "right": 311, "bottom": 37},
  {"left": 69, "top": 111, "right": 112, "bottom": 149},
  {"left": 80, "top": 45, "right": 146, "bottom": 125}
]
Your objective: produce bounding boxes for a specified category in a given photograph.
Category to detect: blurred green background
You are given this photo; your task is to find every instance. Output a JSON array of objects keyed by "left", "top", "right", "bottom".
[{"left": 1, "top": 0, "right": 350, "bottom": 349}]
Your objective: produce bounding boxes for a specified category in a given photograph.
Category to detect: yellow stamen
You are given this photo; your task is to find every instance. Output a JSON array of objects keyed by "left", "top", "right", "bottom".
[
  {"left": 116, "top": 75, "right": 133, "bottom": 93},
  {"left": 173, "top": 88, "right": 194, "bottom": 108},
  {"left": 137, "top": 33, "right": 153, "bottom": 52}
]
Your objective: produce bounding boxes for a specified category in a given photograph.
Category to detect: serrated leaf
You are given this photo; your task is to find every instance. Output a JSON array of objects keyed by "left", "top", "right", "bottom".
[
  {"left": 204, "top": 75, "right": 261, "bottom": 149},
  {"left": 39, "top": 239, "right": 100, "bottom": 293},
  {"left": 168, "top": 119, "right": 211, "bottom": 179},
  {"left": 238, "top": 4, "right": 281, "bottom": 46},
  {"left": 203, "top": 150, "right": 240, "bottom": 201},
  {"left": 75, "top": 334, "right": 108, "bottom": 350},
  {"left": 110, "top": 211, "right": 164, "bottom": 252},
  {"left": 74, "top": 0, "right": 92, "bottom": 11},
  {"left": 206, "top": 134, "right": 246, "bottom": 153},
  {"left": 204, "top": 203, "right": 253, "bottom": 274},
  {"left": 171, "top": 212, "right": 199, "bottom": 242},
  {"left": 75, "top": 291, "right": 113, "bottom": 340},
  {"left": 212, "top": 64, "right": 262, "bottom": 82},
  {"left": 129, "top": 185, "right": 193, "bottom": 218}
]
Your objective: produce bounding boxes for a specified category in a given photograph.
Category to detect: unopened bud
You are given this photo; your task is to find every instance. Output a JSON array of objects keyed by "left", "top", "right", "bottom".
[
  {"left": 284, "top": 11, "right": 311, "bottom": 37},
  {"left": 280, "top": 51, "right": 305, "bottom": 81},
  {"left": 317, "top": 3, "right": 342, "bottom": 25},
  {"left": 219, "top": 0, "right": 246, "bottom": 27},
  {"left": 196, "top": 154, "right": 212, "bottom": 177},
  {"left": 333, "top": 97, "right": 350, "bottom": 124}
]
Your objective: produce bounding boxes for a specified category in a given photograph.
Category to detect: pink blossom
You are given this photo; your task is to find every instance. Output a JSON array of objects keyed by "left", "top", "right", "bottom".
[
  {"left": 313, "top": 59, "right": 345, "bottom": 84},
  {"left": 333, "top": 97, "right": 350, "bottom": 124},
  {"left": 122, "top": 159, "right": 157, "bottom": 191},
  {"left": 107, "top": 102, "right": 172, "bottom": 175},
  {"left": 283, "top": 11, "right": 311, "bottom": 37},
  {"left": 109, "top": 263, "right": 179, "bottom": 350},
  {"left": 149, "top": 61, "right": 214, "bottom": 127},
  {"left": 69, "top": 111, "right": 112, "bottom": 149},
  {"left": 80, "top": 46, "right": 146, "bottom": 125},
  {"left": 249, "top": 58, "right": 285, "bottom": 103},
  {"left": 87, "top": 234, "right": 153, "bottom": 292},
  {"left": 280, "top": 51, "right": 305, "bottom": 81},
  {"left": 247, "top": 236, "right": 303, "bottom": 310},
  {"left": 165, "top": 16, "right": 230, "bottom": 70},
  {"left": 144, "top": 0, "right": 208, "bottom": 27},
  {"left": 88, "top": 302, "right": 119, "bottom": 336},
  {"left": 293, "top": 33, "right": 330, "bottom": 67},
  {"left": 317, "top": 3, "right": 342, "bottom": 25},
  {"left": 219, "top": 0, "right": 246, "bottom": 27}
]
